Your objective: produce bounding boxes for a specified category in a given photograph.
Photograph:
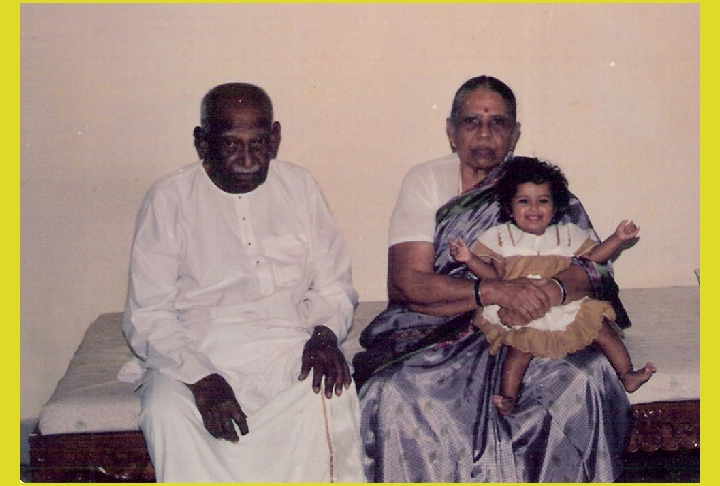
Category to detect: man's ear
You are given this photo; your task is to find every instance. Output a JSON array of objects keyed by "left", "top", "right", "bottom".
[
  {"left": 270, "top": 121, "right": 282, "bottom": 159},
  {"left": 446, "top": 118, "right": 457, "bottom": 152},
  {"left": 193, "top": 126, "right": 208, "bottom": 160}
]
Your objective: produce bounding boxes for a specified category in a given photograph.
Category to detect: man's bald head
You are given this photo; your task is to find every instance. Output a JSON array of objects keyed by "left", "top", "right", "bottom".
[{"left": 200, "top": 83, "right": 274, "bottom": 130}]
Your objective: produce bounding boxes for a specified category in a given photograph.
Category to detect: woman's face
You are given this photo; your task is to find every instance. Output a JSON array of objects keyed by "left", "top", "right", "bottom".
[
  {"left": 447, "top": 88, "right": 518, "bottom": 175},
  {"left": 511, "top": 182, "right": 555, "bottom": 235}
]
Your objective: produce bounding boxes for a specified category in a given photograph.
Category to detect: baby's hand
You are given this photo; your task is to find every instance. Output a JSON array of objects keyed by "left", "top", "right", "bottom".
[
  {"left": 615, "top": 220, "right": 640, "bottom": 240},
  {"left": 449, "top": 237, "right": 472, "bottom": 263}
]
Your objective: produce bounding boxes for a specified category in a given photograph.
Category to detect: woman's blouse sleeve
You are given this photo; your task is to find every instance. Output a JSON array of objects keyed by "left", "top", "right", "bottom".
[{"left": 388, "top": 166, "right": 442, "bottom": 247}]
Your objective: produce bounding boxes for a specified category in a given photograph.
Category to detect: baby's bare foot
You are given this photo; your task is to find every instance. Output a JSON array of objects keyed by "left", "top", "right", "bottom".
[
  {"left": 620, "top": 362, "right": 657, "bottom": 392},
  {"left": 492, "top": 394, "right": 516, "bottom": 416}
]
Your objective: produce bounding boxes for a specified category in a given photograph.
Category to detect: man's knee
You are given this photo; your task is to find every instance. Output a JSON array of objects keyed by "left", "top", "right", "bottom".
[{"left": 139, "top": 373, "right": 199, "bottom": 432}]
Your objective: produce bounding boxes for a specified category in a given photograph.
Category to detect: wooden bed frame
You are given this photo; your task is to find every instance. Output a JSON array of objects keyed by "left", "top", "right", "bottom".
[
  {"left": 29, "top": 430, "right": 154, "bottom": 483},
  {"left": 28, "top": 400, "right": 699, "bottom": 482}
]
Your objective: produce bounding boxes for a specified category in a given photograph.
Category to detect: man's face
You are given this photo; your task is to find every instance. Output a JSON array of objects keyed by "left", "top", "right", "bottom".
[
  {"left": 196, "top": 99, "right": 281, "bottom": 194},
  {"left": 447, "top": 88, "right": 518, "bottom": 174}
]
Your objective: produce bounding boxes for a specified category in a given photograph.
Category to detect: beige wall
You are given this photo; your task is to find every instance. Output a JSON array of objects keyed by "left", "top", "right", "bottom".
[{"left": 21, "top": 4, "right": 699, "bottom": 419}]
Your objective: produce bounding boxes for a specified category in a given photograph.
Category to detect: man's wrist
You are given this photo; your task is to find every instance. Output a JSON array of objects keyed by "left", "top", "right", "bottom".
[
  {"left": 187, "top": 373, "right": 222, "bottom": 396},
  {"left": 310, "top": 325, "right": 337, "bottom": 344}
]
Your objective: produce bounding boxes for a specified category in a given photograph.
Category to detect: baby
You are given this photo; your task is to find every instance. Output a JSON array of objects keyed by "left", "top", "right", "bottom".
[{"left": 450, "top": 156, "right": 655, "bottom": 416}]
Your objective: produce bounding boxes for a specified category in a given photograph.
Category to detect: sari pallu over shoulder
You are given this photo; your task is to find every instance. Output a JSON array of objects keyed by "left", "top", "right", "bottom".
[{"left": 351, "top": 170, "right": 501, "bottom": 389}]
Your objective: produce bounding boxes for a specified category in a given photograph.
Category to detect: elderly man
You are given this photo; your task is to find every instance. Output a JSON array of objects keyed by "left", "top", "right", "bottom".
[{"left": 123, "top": 83, "right": 365, "bottom": 482}]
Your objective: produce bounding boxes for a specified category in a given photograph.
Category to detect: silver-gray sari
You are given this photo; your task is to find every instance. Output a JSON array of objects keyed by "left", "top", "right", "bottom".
[{"left": 353, "top": 163, "right": 632, "bottom": 482}]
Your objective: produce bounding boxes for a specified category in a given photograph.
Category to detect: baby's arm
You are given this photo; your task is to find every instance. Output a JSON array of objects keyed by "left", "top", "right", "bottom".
[
  {"left": 448, "top": 237, "right": 500, "bottom": 279},
  {"left": 586, "top": 220, "right": 640, "bottom": 263}
]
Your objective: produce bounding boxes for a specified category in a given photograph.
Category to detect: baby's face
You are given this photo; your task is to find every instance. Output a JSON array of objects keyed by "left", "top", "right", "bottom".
[{"left": 511, "top": 182, "right": 554, "bottom": 235}]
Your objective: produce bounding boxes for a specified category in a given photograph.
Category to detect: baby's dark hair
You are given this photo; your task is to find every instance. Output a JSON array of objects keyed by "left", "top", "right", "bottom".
[{"left": 496, "top": 156, "right": 571, "bottom": 225}]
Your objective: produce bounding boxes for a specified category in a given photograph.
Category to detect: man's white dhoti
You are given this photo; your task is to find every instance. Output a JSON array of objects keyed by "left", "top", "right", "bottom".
[{"left": 140, "top": 372, "right": 365, "bottom": 482}]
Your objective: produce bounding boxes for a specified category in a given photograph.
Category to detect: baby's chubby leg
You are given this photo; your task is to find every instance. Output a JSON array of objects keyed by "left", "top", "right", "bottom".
[
  {"left": 594, "top": 319, "right": 656, "bottom": 393},
  {"left": 493, "top": 347, "right": 533, "bottom": 416}
]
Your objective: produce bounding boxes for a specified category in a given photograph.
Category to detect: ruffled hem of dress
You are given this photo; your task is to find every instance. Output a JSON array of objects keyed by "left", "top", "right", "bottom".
[{"left": 473, "top": 299, "right": 620, "bottom": 359}]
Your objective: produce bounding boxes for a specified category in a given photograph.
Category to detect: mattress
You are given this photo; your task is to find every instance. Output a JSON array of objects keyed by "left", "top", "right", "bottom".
[
  {"left": 36, "top": 286, "right": 699, "bottom": 435},
  {"left": 618, "top": 286, "right": 699, "bottom": 405}
]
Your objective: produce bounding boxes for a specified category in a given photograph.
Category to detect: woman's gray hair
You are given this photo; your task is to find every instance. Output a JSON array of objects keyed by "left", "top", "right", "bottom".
[{"left": 449, "top": 76, "right": 517, "bottom": 123}]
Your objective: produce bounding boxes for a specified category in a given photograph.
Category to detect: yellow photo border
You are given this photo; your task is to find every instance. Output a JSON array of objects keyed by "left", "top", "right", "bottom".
[{"left": 12, "top": 1, "right": 709, "bottom": 484}]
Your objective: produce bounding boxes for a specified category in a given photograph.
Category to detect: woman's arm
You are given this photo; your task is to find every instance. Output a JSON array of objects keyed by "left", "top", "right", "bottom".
[
  {"left": 388, "top": 242, "right": 477, "bottom": 316},
  {"left": 388, "top": 241, "right": 553, "bottom": 320},
  {"left": 492, "top": 263, "right": 592, "bottom": 329},
  {"left": 551, "top": 264, "right": 591, "bottom": 304}
]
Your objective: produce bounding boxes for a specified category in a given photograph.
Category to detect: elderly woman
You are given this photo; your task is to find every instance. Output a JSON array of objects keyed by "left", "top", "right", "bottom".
[{"left": 353, "top": 76, "right": 632, "bottom": 482}]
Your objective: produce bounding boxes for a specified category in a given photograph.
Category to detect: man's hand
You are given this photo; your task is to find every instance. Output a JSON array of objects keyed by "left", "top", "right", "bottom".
[
  {"left": 298, "top": 325, "right": 352, "bottom": 398},
  {"left": 187, "top": 373, "right": 248, "bottom": 442}
]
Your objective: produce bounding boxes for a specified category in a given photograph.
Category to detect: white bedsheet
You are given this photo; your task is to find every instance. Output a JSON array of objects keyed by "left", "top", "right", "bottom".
[
  {"left": 37, "top": 313, "right": 140, "bottom": 435},
  {"left": 618, "top": 286, "right": 699, "bottom": 405},
  {"left": 37, "top": 286, "right": 699, "bottom": 435}
]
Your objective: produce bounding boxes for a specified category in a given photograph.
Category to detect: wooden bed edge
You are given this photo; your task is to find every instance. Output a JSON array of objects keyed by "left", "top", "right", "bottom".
[
  {"left": 626, "top": 400, "right": 700, "bottom": 453},
  {"left": 28, "top": 427, "right": 155, "bottom": 482},
  {"left": 27, "top": 400, "right": 699, "bottom": 481}
]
